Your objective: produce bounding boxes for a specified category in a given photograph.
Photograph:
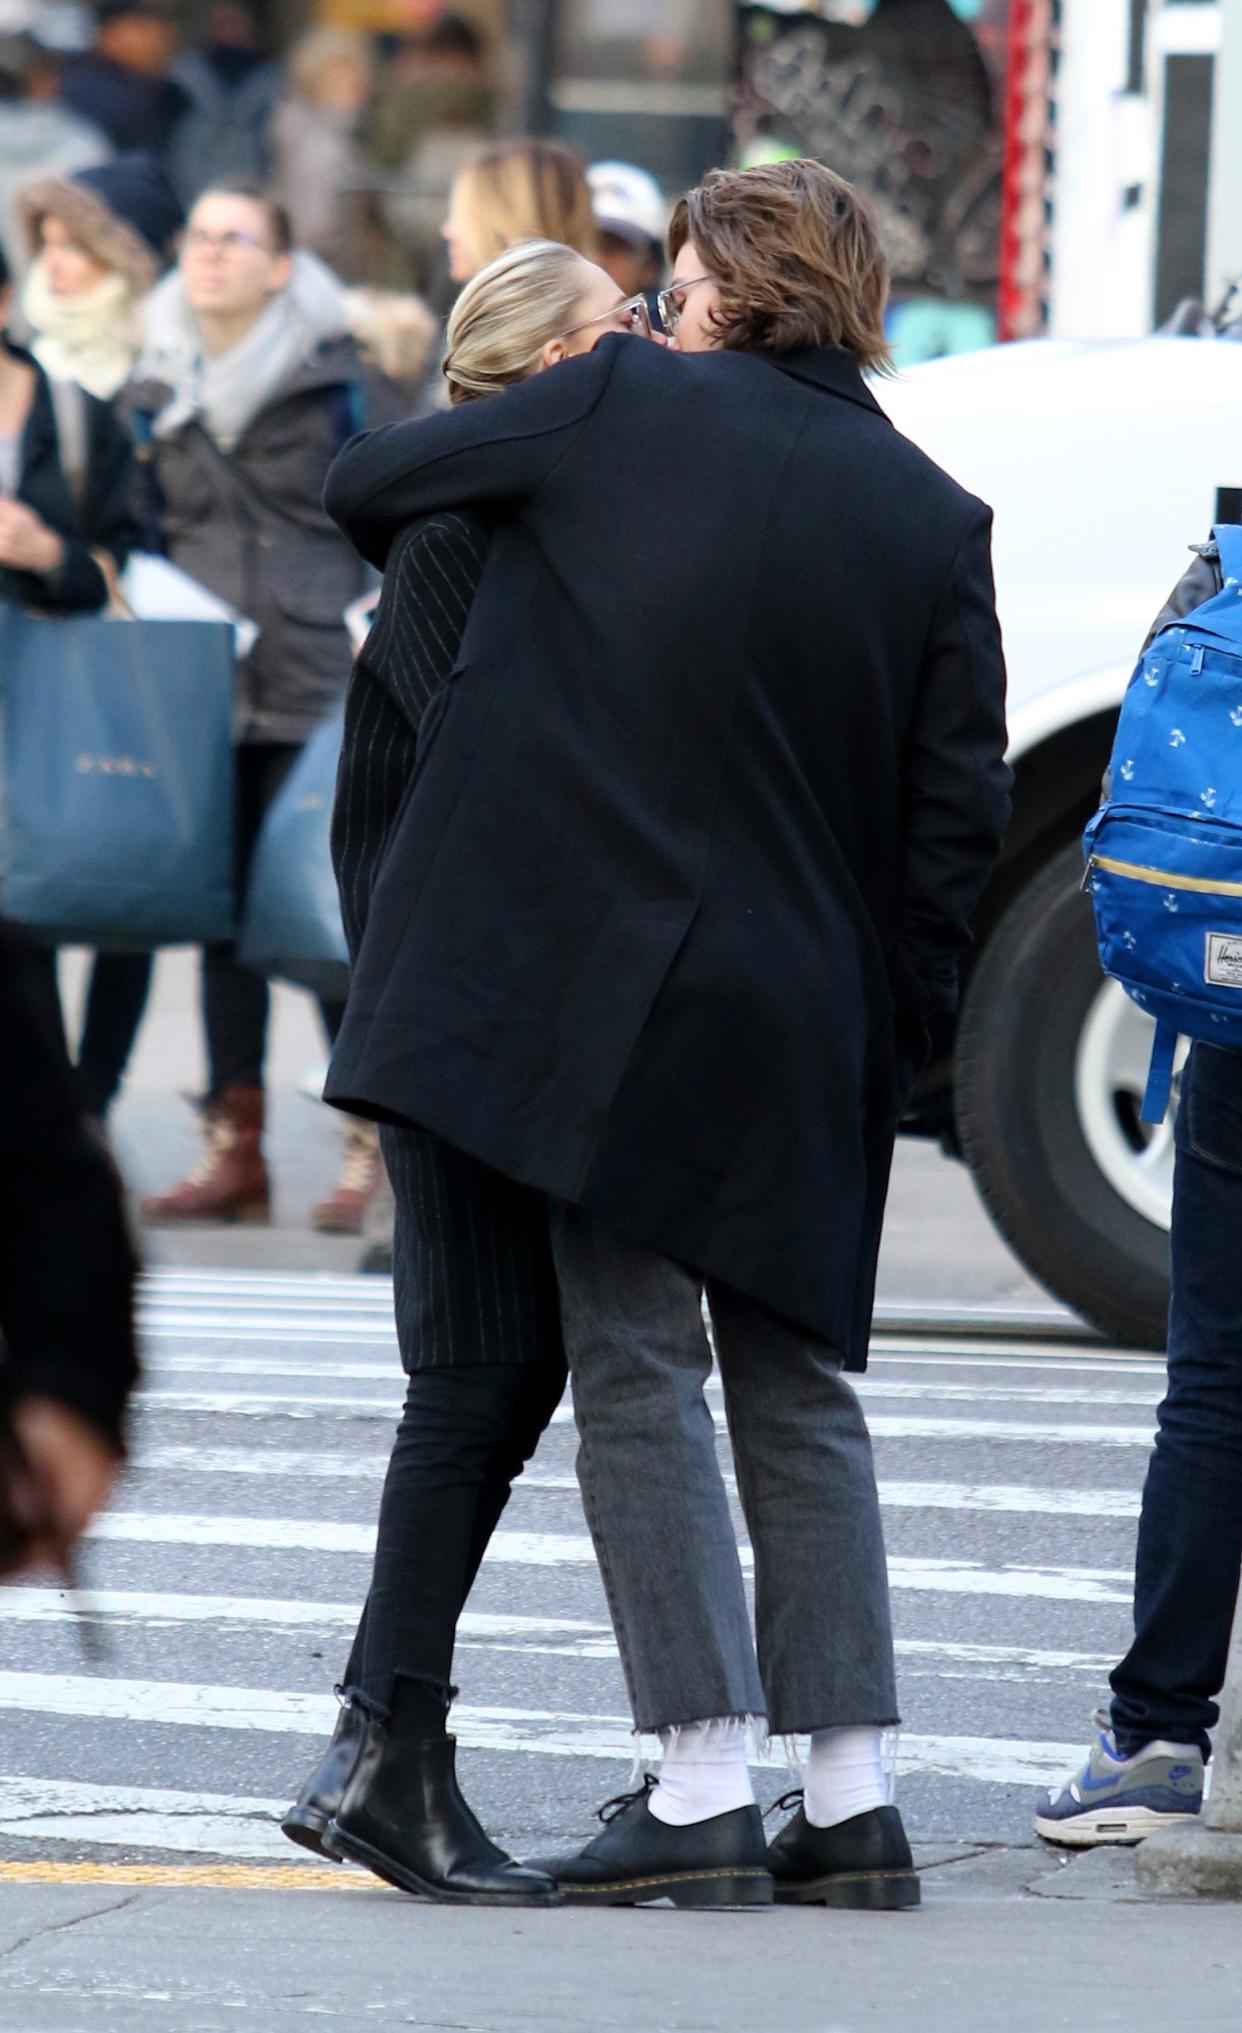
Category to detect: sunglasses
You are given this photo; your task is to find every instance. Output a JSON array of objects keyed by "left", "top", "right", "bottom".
[{"left": 561, "top": 292, "right": 653, "bottom": 343}]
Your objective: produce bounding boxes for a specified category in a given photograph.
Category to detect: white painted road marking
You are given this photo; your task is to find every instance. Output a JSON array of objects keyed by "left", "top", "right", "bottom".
[
  {"left": 0, "top": 1678, "right": 1082, "bottom": 1781},
  {"left": 81, "top": 1512, "right": 1133, "bottom": 1602},
  {"left": 0, "top": 1588, "right": 1118, "bottom": 1681},
  {"left": 132, "top": 1391, "right": 1160, "bottom": 1446},
  {"left": 127, "top": 1448, "right": 1143, "bottom": 1518}
]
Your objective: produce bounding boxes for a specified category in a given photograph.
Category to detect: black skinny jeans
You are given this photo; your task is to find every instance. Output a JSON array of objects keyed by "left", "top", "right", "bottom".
[
  {"left": 205, "top": 742, "right": 346, "bottom": 1097},
  {"left": 341, "top": 1363, "right": 565, "bottom": 1713}
]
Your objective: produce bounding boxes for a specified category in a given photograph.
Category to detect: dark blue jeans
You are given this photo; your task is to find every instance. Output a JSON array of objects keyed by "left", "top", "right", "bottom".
[{"left": 1110, "top": 1042, "right": 1242, "bottom": 1757}]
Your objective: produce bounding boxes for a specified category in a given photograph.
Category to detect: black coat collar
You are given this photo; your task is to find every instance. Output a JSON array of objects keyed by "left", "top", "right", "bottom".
[{"left": 769, "top": 346, "right": 887, "bottom": 419}]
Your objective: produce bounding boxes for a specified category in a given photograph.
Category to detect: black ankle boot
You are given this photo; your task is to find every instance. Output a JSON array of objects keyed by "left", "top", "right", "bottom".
[
  {"left": 325, "top": 1683, "right": 557, "bottom": 1905},
  {"left": 281, "top": 1696, "right": 368, "bottom": 1859}
]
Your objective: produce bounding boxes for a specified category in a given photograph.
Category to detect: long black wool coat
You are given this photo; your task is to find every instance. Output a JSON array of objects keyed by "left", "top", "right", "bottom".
[{"left": 324, "top": 337, "right": 1012, "bottom": 1366}]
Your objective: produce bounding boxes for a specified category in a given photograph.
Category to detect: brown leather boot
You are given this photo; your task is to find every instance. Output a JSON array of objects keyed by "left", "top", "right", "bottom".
[
  {"left": 311, "top": 1119, "right": 383, "bottom": 1236},
  {"left": 141, "top": 1086, "right": 270, "bottom": 1225}
]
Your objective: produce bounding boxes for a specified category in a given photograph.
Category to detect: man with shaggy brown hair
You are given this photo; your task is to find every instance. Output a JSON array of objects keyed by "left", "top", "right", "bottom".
[{"left": 325, "top": 159, "right": 1011, "bottom": 1910}]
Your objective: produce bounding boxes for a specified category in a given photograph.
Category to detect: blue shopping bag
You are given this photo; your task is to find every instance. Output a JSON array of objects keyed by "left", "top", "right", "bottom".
[
  {"left": 237, "top": 710, "right": 349, "bottom": 999},
  {"left": 0, "top": 608, "right": 235, "bottom": 948}
]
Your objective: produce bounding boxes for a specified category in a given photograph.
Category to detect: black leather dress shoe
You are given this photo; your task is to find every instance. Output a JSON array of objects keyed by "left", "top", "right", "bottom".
[
  {"left": 281, "top": 1697, "right": 367, "bottom": 1859},
  {"left": 325, "top": 1697, "right": 557, "bottom": 1905},
  {"left": 527, "top": 1778, "right": 773, "bottom": 1908},
  {"left": 768, "top": 1797, "right": 921, "bottom": 1910}
]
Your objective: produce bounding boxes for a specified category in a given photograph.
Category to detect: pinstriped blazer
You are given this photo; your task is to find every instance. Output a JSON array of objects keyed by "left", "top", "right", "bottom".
[
  {"left": 330, "top": 510, "right": 566, "bottom": 1377},
  {"left": 331, "top": 509, "right": 487, "bottom": 963}
]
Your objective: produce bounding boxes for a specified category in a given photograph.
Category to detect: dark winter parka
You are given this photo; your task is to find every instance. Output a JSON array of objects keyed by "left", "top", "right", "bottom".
[
  {"left": 0, "top": 338, "right": 138, "bottom": 613},
  {"left": 127, "top": 337, "right": 385, "bottom": 743},
  {"left": 325, "top": 337, "right": 1012, "bottom": 1364}
]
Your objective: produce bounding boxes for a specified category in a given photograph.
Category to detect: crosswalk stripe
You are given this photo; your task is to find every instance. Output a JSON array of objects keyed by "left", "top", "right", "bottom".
[
  {"left": 124, "top": 1448, "right": 1143, "bottom": 1521},
  {"left": 132, "top": 1390, "right": 1158, "bottom": 1447},
  {"left": 135, "top": 1326, "right": 1164, "bottom": 1383},
  {"left": 0, "top": 1588, "right": 1117, "bottom": 1680},
  {"left": 82, "top": 1512, "right": 1131, "bottom": 1602},
  {"left": 0, "top": 1777, "right": 323, "bottom": 1866},
  {"left": 0, "top": 1677, "right": 1080, "bottom": 1786},
  {"left": 136, "top": 1353, "right": 1162, "bottom": 1411}
]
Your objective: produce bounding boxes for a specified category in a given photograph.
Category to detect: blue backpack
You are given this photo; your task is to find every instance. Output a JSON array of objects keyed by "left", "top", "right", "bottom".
[{"left": 1085, "top": 523, "right": 1242, "bottom": 1123}]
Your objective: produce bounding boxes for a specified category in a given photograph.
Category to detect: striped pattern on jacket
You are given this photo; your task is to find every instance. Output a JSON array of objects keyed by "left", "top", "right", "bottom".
[
  {"left": 331, "top": 504, "right": 562, "bottom": 1372},
  {"left": 331, "top": 508, "right": 486, "bottom": 961}
]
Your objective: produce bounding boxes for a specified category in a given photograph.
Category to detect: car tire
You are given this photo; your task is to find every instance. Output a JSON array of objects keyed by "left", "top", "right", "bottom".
[{"left": 955, "top": 837, "right": 1170, "bottom": 1349}]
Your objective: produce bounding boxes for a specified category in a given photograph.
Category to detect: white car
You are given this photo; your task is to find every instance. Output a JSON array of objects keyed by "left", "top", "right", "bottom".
[{"left": 882, "top": 335, "right": 1242, "bottom": 1347}]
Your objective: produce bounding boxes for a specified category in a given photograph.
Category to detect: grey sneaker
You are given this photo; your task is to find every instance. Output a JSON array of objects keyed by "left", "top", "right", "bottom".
[{"left": 1035, "top": 1710, "right": 1204, "bottom": 1847}]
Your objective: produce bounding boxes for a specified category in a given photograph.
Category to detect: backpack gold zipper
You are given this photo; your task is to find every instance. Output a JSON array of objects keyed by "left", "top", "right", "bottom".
[{"left": 1089, "top": 853, "right": 1242, "bottom": 898}]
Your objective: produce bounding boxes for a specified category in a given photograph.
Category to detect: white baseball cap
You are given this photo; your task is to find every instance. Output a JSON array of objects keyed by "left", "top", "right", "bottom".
[{"left": 588, "top": 161, "right": 667, "bottom": 249}]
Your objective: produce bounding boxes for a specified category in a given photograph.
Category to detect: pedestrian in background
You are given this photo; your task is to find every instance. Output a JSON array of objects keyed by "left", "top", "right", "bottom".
[
  {"left": 269, "top": 29, "right": 376, "bottom": 285},
  {"left": 167, "top": 2, "right": 280, "bottom": 209},
  {"left": 283, "top": 238, "right": 655, "bottom": 1901},
  {"left": 14, "top": 155, "right": 177, "bottom": 1121},
  {"left": 59, "top": 1, "right": 187, "bottom": 162},
  {"left": 441, "top": 137, "right": 596, "bottom": 288},
  {"left": 19, "top": 154, "right": 181, "bottom": 402},
  {"left": 0, "top": 236, "right": 134, "bottom": 616},
  {"left": 588, "top": 159, "right": 666, "bottom": 315},
  {"left": 0, "top": 917, "right": 138, "bottom": 1581},
  {"left": 1037, "top": 530, "right": 1242, "bottom": 1849},
  {"left": 132, "top": 186, "right": 393, "bottom": 1235},
  {"left": 368, "top": 10, "right": 493, "bottom": 297},
  {"left": 0, "top": 30, "right": 109, "bottom": 288}
]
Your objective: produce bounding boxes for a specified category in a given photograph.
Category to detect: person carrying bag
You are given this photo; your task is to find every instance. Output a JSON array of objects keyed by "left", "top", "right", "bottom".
[{"left": 0, "top": 170, "right": 235, "bottom": 1116}]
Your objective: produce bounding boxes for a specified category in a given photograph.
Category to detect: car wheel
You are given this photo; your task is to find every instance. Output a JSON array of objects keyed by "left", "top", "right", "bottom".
[{"left": 955, "top": 837, "right": 1171, "bottom": 1349}]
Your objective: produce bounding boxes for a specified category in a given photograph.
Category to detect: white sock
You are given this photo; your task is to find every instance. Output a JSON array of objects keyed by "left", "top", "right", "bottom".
[
  {"left": 803, "top": 1726, "right": 890, "bottom": 1830},
  {"left": 648, "top": 1718, "right": 756, "bottom": 1827}
]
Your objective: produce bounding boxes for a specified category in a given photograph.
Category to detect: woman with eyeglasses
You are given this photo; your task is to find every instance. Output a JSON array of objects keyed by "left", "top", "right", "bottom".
[
  {"left": 279, "top": 238, "right": 656, "bottom": 1904},
  {"left": 132, "top": 183, "right": 403, "bottom": 1239}
]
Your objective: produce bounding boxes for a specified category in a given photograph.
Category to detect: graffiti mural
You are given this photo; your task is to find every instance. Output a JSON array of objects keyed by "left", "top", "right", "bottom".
[{"left": 732, "top": 0, "right": 1012, "bottom": 362}]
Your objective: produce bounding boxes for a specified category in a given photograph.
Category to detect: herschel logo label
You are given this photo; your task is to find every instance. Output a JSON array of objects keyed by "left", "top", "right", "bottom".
[{"left": 1206, "top": 933, "right": 1242, "bottom": 987}]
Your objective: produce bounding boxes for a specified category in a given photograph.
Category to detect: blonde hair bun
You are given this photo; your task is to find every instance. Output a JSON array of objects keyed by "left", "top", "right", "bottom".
[{"left": 444, "top": 239, "right": 589, "bottom": 404}]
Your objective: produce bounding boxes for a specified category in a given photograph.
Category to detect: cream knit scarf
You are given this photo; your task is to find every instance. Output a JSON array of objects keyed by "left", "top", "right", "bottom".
[{"left": 21, "top": 261, "right": 140, "bottom": 402}]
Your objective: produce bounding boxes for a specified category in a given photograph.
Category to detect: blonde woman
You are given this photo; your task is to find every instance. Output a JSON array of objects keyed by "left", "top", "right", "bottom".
[
  {"left": 280, "top": 239, "right": 654, "bottom": 1902},
  {"left": 441, "top": 138, "right": 597, "bottom": 284}
]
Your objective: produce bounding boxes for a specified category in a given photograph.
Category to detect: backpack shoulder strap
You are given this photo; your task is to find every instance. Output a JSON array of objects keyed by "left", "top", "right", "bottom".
[
  {"left": 1212, "top": 523, "right": 1242, "bottom": 587},
  {"left": 1141, "top": 1021, "right": 1180, "bottom": 1126},
  {"left": 48, "top": 376, "right": 89, "bottom": 520}
]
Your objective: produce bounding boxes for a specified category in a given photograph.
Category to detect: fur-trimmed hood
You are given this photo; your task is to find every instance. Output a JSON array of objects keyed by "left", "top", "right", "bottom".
[{"left": 19, "top": 176, "right": 156, "bottom": 299}]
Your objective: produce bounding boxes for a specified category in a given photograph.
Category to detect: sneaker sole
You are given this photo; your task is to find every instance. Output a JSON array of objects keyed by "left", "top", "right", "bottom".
[
  {"left": 556, "top": 1868, "right": 774, "bottom": 1910},
  {"left": 775, "top": 1868, "right": 921, "bottom": 1912},
  {"left": 326, "top": 1821, "right": 560, "bottom": 1906},
  {"left": 1035, "top": 1806, "right": 1201, "bottom": 1848}
]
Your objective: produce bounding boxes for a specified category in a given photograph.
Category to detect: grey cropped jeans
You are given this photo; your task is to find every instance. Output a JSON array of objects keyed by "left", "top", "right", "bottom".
[{"left": 549, "top": 1204, "right": 899, "bottom": 1737}]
